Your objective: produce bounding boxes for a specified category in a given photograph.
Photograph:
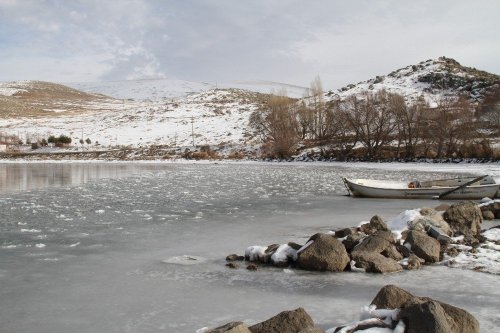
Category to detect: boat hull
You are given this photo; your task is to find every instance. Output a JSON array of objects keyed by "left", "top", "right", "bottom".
[{"left": 343, "top": 178, "right": 500, "bottom": 200}]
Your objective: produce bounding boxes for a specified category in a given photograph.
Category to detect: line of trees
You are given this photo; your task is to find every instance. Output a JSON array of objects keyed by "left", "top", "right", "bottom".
[{"left": 250, "top": 78, "right": 499, "bottom": 160}]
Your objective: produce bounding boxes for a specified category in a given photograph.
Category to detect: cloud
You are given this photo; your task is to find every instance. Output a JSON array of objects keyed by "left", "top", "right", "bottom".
[{"left": 0, "top": 0, "right": 499, "bottom": 89}]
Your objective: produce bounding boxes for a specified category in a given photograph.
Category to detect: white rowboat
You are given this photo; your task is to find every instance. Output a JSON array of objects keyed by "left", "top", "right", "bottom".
[{"left": 342, "top": 176, "right": 499, "bottom": 200}]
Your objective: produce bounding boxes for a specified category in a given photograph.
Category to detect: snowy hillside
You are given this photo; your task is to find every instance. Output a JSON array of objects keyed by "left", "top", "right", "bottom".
[
  {"left": 328, "top": 57, "right": 500, "bottom": 106},
  {"left": 68, "top": 79, "right": 308, "bottom": 101},
  {"left": 0, "top": 83, "right": 267, "bottom": 148},
  {"left": 68, "top": 79, "right": 214, "bottom": 101},
  {"left": 1, "top": 57, "right": 498, "bottom": 152}
]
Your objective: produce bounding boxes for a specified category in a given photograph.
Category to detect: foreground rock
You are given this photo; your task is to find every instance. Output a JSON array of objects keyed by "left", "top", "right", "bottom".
[
  {"left": 372, "top": 285, "right": 480, "bottom": 333},
  {"left": 199, "top": 285, "right": 479, "bottom": 333}
]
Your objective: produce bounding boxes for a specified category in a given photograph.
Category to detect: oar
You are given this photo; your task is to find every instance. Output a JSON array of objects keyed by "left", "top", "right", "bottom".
[{"left": 436, "top": 175, "right": 488, "bottom": 200}]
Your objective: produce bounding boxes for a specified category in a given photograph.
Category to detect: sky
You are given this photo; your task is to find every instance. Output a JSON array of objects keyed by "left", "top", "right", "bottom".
[{"left": 1, "top": 0, "right": 499, "bottom": 90}]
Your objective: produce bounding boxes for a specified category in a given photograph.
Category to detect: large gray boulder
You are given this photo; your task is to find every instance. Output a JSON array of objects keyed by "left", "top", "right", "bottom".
[
  {"left": 443, "top": 201, "right": 482, "bottom": 237},
  {"left": 371, "top": 285, "right": 480, "bottom": 333},
  {"left": 249, "top": 308, "right": 315, "bottom": 333},
  {"left": 404, "top": 230, "right": 440, "bottom": 263},
  {"left": 351, "top": 251, "right": 403, "bottom": 273},
  {"left": 296, "top": 233, "right": 350, "bottom": 272},
  {"left": 400, "top": 299, "right": 456, "bottom": 333},
  {"left": 400, "top": 298, "right": 479, "bottom": 333}
]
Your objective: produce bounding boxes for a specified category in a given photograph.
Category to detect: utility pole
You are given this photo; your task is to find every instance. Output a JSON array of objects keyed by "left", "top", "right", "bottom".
[{"left": 191, "top": 116, "right": 195, "bottom": 147}]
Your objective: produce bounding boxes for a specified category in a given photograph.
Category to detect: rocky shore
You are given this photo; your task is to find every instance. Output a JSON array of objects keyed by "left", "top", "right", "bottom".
[
  {"left": 225, "top": 200, "right": 500, "bottom": 275},
  {"left": 201, "top": 200, "right": 500, "bottom": 332},
  {"left": 197, "top": 284, "right": 480, "bottom": 333}
]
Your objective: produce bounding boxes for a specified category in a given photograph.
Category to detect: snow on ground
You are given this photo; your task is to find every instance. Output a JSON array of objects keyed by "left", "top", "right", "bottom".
[
  {"left": 0, "top": 88, "right": 261, "bottom": 148},
  {"left": 445, "top": 227, "right": 500, "bottom": 274}
]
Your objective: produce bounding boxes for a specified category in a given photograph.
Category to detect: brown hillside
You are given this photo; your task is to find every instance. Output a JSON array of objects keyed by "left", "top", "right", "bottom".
[{"left": 0, "top": 80, "right": 120, "bottom": 118}]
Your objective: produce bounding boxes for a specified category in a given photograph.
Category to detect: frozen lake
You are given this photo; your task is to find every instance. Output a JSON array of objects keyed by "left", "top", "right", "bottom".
[{"left": 0, "top": 162, "right": 499, "bottom": 332}]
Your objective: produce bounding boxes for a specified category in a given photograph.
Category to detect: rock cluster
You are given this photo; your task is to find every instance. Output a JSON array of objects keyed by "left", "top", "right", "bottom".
[
  {"left": 198, "top": 285, "right": 479, "bottom": 333},
  {"left": 227, "top": 201, "right": 495, "bottom": 274}
]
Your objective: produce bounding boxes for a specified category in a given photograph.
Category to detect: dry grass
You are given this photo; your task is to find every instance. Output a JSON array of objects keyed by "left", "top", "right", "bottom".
[{"left": 0, "top": 81, "right": 118, "bottom": 118}]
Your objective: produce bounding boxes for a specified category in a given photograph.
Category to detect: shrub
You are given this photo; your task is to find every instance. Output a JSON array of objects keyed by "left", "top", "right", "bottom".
[{"left": 58, "top": 135, "right": 72, "bottom": 144}]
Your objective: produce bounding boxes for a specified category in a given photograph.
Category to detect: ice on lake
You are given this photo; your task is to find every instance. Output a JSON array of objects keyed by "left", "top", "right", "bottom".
[{"left": 0, "top": 162, "right": 499, "bottom": 332}]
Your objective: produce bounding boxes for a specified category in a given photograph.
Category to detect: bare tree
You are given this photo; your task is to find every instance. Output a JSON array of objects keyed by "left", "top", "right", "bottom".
[
  {"left": 249, "top": 90, "right": 299, "bottom": 158},
  {"left": 424, "top": 97, "right": 476, "bottom": 158},
  {"left": 298, "top": 76, "right": 336, "bottom": 143},
  {"left": 393, "top": 95, "right": 427, "bottom": 158},
  {"left": 341, "top": 90, "right": 398, "bottom": 159}
]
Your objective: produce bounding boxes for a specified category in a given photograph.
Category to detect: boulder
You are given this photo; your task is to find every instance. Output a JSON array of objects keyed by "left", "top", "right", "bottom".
[
  {"left": 352, "top": 230, "right": 396, "bottom": 254},
  {"left": 399, "top": 299, "right": 455, "bottom": 333},
  {"left": 351, "top": 251, "right": 403, "bottom": 273},
  {"left": 399, "top": 298, "right": 479, "bottom": 333},
  {"left": 443, "top": 202, "right": 482, "bottom": 237},
  {"left": 371, "top": 285, "right": 480, "bottom": 333},
  {"left": 296, "top": 233, "right": 350, "bottom": 272},
  {"left": 425, "top": 298, "right": 480, "bottom": 333},
  {"left": 371, "top": 284, "right": 414, "bottom": 309},
  {"left": 249, "top": 308, "right": 315, "bottom": 333},
  {"left": 404, "top": 230, "right": 440, "bottom": 263},
  {"left": 369, "top": 215, "right": 389, "bottom": 231},
  {"left": 208, "top": 322, "right": 252, "bottom": 333}
]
